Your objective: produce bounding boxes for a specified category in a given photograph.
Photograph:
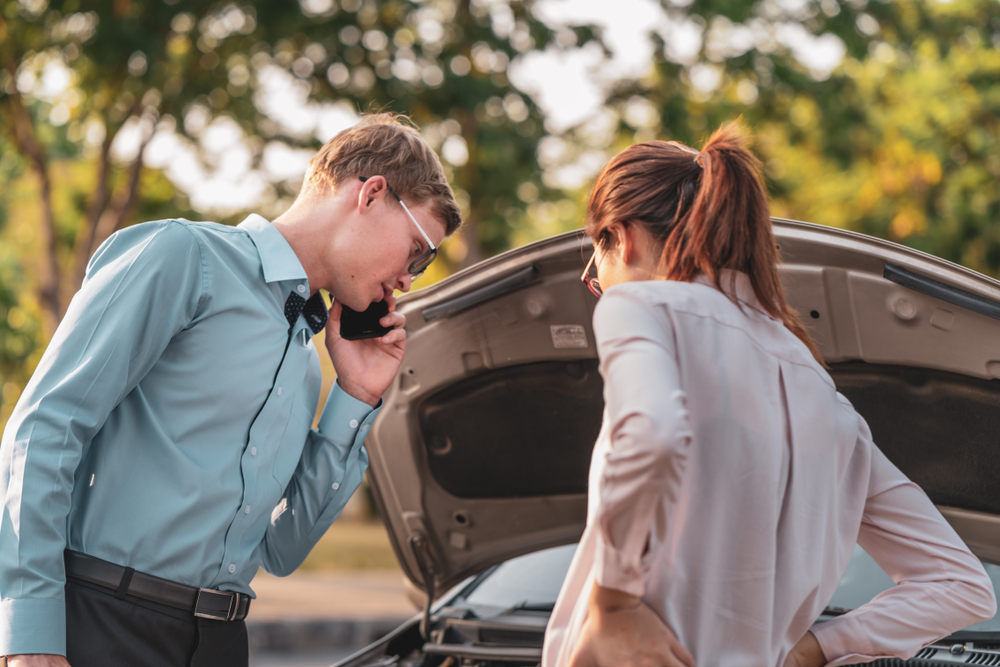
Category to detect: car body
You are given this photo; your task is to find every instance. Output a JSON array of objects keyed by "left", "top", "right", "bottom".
[{"left": 338, "top": 219, "right": 1000, "bottom": 667}]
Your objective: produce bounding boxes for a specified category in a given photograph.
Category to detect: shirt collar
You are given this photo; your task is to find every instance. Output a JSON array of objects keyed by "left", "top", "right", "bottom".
[
  {"left": 694, "top": 269, "right": 774, "bottom": 319},
  {"left": 238, "top": 214, "right": 309, "bottom": 286}
]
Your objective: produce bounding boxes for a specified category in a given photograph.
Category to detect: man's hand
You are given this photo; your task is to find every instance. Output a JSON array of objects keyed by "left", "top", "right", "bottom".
[
  {"left": 325, "top": 294, "right": 406, "bottom": 407},
  {"left": 568, "top": 585, "right": 695, "bottom": 667},
  {"left": 784, "top": 631, "right": 827, "bottom": 667},
  {"left": 7, "top": 655, "right": 71, "bottom": 667}
]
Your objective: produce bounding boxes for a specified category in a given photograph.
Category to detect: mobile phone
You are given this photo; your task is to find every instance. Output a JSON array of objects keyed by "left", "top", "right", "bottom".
[{"left": 340, "top": 300, "right": 394, "bottom": 340}]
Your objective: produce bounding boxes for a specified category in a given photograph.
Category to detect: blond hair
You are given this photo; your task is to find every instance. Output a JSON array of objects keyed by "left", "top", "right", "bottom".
[{"left": 304, "top": 112, "right": 462, "bottom": 235}]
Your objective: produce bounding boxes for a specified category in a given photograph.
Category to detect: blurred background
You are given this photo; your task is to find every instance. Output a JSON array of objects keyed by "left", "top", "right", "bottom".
[{"left": 1, "top": 0, "right": 999, "bottom": 662}]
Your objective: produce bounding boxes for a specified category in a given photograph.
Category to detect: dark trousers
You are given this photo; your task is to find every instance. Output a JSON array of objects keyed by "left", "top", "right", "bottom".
[{"left": 66, "top": 581, "right": 248, "bottom": 667}]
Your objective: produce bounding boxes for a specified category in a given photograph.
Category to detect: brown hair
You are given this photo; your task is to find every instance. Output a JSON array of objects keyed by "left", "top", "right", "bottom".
[
  {"left": 586, "top": 121, "right": 822, "bottom": 363},
  {"left": 304, "top": 112, "right": 463, "bottom": 235}
]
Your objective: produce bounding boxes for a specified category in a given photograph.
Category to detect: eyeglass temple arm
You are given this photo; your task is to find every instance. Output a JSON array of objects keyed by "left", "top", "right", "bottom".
[{"left": 359, "top": 176, "right": 436, "bottom": 251}]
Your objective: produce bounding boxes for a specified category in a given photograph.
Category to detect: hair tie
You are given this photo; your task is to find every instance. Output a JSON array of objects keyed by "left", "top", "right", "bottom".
[{"left": 694, "top": 152, "right": 704, "bottom": 169}]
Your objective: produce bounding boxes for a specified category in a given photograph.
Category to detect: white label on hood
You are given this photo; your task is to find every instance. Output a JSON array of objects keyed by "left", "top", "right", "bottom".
[{"left": 551, "top": 324, "right": 588, "bottom": 348}]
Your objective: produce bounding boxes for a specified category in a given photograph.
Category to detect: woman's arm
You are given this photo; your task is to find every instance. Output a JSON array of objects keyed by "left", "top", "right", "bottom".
[
  {"left": 590, "top": 287, "right": 693, "bottom": 597},
  {"left": 784, "top": 631, "right": 826, "bottom": 667},
  {"left": 811, "top": 417, "right": 996, "bottom": 666},
  {"left": 566, "top": 288, "right": 694, "bottom": 667}
]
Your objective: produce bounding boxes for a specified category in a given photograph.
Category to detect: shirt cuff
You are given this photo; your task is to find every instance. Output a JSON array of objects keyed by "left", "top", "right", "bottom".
[
  {"left": 594, "top": 538, "right": 646, "bottom": 598},
  {"left": 810, "top": 613, "right": 873, "bottom": 667},
  {"left": 0, "top": 597, "right": 67, "bottom": 657},
  {"left": 317, "top": 380, "right": 382, "bottom": 443}
]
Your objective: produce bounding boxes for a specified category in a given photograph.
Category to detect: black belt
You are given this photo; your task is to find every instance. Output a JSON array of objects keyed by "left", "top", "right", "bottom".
[{"left": 65, "top": 550, "right": 251, "bottom": 622}]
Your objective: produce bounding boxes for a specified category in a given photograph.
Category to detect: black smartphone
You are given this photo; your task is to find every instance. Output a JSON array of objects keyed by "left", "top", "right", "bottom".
[{"left": 340, "top": 300, "right": 394, "bottom": 340}]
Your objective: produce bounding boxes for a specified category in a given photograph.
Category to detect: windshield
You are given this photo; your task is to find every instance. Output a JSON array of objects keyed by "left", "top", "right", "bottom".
[
  {"left": 457, "top": 542, "right": 1000, "bottom": 633},
  {"left": 462, "top": 544, "right": 578, "bottom": 612}
]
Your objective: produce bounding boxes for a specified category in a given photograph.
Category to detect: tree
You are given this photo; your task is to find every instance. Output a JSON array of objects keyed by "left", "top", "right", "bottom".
[
  {"left": 755, "top": 0, "right": 1000, "bottom": 275},
  {"left": 0, "top": 0, "right": 602, "bottom": 336},
  {"left": 0, "top": 138, "right": 41, "bottom": 408},
  {"left": 563, "top": 0, "right": 1000, "bottom": 275},
  {"left": 5, "top": 0, "right": 999, "bottom": 423}
]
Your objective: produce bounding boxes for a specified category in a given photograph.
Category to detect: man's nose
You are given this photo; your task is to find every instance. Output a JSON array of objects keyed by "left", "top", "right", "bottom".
[{"left": 395, "top": 273, "right": 412, "bottom": 292}]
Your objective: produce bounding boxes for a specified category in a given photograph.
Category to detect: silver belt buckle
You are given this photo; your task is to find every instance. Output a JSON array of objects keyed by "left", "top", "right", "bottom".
[{"left": 194, "top": 588, "right": 238, "bottom": 621}]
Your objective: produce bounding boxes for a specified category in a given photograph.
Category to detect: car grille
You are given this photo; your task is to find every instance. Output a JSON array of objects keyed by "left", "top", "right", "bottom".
[{"left": 844, "top": 645, "right": 1000, "bottom": 666}]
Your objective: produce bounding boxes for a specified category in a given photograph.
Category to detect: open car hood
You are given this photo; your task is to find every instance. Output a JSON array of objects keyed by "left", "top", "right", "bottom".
[{"left": 366, "top": 219, "right": 1000, "bottom": 594}]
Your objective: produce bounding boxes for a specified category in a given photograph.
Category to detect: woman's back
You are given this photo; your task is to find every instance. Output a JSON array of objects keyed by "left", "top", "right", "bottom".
[
  {"left": 615, "top": 274, "right": 863, "bottom": 665},
  {"left": 544, "top": 274, "right": 994, "bottom": 667},
  {"left": 546, "top": 123, "right": 994, "bottom": 667}
]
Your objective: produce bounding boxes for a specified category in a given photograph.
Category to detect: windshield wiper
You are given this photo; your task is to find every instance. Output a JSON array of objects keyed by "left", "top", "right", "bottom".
[
  {"left": 493, "top": 600, "right": 555, "bottom": 617},
  {"left": 431, "top": 605, "right": 479, "bottom": 621}
]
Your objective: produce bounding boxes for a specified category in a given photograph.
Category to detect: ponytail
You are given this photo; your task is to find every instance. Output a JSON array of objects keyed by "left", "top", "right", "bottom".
[{"left": 587, "top": 121, "right": 823, "bottom": 365}]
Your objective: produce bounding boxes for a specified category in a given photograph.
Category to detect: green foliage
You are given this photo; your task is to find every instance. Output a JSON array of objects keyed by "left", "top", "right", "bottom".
[
  {"left": 2, "top": 0, "right": 589, "bottom": 264},
  {"left": 2, "top": 0, "right": 1000, "bottom": 421},
  {"left": 0, "top": 0, "right": 596, "bottom": 419},
  {"left": 576, "top": 0, "right": 1000, "bottom": 276},
  {"left": 0, "top": 137, "right": 25, "bottom": 233},
  {"left": 0, "top": 245, "right": 40, "bottom": 418},
  {"left": 0, "top": 138, "right": 39, "bottom": 419},
  {"left": 0, "top": 146, "right": 197, "bottom": 427},
  {"left": 756, "top": 1, "right": 1000, "bottom": 275},
  {"left": 0, "top": 253, "right": 37, "bottom": 377}
]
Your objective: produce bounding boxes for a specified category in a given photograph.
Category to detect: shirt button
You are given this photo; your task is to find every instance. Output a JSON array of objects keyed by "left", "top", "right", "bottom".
[
  {"left": 349, "top": 419, "right": 359, "bottom": 428},
  {"left": 277, "top": 386, "right": 283, "bottom": 396},
  {"left": 332, "top": 482, "right": 340, "bottom": 490},
  {"left": 228, "top": 564, "right": 237, "bottom": 574},
  {"left": 360, "top": 424, "right": 369, "bottom": 433},
  {"left": 297, "top": 284, "right": 306, "bottom": 294},
  {"left": 251, "top": 447, "right": 257, "bottom": 456}
]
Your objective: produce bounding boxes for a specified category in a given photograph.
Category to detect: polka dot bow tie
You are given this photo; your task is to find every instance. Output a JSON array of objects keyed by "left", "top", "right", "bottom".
[{"left": 284, "top": 291, "right": 329, "bottom": 335}]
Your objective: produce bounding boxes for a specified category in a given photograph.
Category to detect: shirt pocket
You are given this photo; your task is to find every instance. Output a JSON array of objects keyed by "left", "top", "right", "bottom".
[{"left": 271, "top": 401, "right": 313, "bottom": 490}]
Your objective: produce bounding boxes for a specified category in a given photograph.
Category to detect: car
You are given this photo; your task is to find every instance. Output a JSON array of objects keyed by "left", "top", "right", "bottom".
[{"left": 337, "top": 219, "right": 1000, "bottom": 667}]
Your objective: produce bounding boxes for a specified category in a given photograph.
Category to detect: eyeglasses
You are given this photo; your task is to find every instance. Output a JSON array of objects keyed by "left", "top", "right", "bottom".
[
  {"left": 581, "top": 248, "right": 603, "bottom": 298},
  {"left": 359, "top": 176, "right": 437, "bottom": 278}
]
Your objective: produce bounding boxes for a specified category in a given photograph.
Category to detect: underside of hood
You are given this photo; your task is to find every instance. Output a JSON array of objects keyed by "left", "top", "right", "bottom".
[{"left": 364, "top": 220, "right": 1000, "bottom": 593}]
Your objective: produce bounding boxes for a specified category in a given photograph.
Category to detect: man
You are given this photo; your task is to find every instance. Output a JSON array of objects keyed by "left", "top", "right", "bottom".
[{"left": 0, "top": 113, "right": 462, "bottom": 667}]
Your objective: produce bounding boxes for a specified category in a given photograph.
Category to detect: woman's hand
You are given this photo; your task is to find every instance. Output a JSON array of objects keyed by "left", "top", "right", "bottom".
[
  {"left": 325, "top": 295, "right": 406, "bottom": 407},
  {"left": 567, "top": 585, "right": 695, "bottom": 667},
  {"left": 784, "top": 631, "right": 827, "bottom": 667}
]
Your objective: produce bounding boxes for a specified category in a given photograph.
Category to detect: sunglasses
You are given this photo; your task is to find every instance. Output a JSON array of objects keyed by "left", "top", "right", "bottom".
[
  {"left": 359, "top": 176, "right": 437, "bottom": 278},
  {"left": 581, "top": 248, "right": 603, "bottom": 298}
]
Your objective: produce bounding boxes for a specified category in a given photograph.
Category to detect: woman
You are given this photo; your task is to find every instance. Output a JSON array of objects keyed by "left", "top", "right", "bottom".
[{"left": 542, "top": 123, "right": 996, "bottom": 667}]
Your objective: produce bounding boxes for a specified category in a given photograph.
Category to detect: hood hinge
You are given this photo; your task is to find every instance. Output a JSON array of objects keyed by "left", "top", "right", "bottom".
[{"left": 409, "top": 533, "right": 437, "bottom": 640}]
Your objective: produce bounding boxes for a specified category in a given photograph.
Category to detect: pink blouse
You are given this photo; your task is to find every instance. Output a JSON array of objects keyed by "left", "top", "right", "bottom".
[{"left": 543, "top": 272, "right": 996, "bottom": 667}]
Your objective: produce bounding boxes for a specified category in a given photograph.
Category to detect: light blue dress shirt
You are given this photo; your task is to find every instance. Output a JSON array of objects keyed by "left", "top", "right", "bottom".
[{"left": 0, "top": 215, "right": 378, "bottom": 656}]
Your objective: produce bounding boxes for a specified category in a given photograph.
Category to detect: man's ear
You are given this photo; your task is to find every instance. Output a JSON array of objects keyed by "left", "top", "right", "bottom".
[{"left": 358, "top": 175, "right": 388, "bottom": 211}]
